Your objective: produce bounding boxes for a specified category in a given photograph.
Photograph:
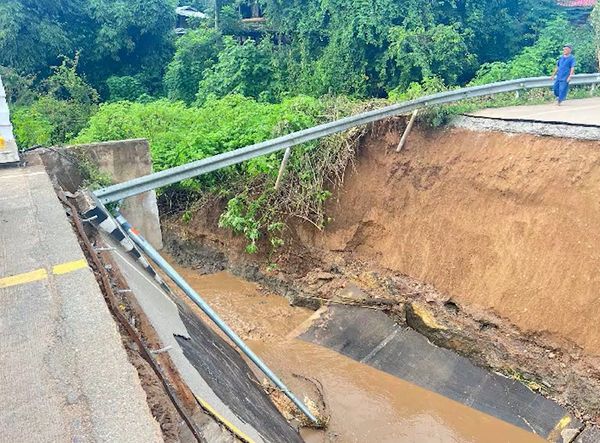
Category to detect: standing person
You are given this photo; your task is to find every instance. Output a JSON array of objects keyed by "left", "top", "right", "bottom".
[{"left": 551, "top": 45, "right": 576, "bottom": 106}]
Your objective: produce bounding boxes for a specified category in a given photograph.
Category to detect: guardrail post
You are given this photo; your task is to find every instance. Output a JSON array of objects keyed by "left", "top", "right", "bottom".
[
  {"left": 591, "top": 84, "right": 596, "bottom": 96},
  {"left": 274, "top": 147, "right": 292, "bottom": 191},
  {"left": 396, "top": 109, "right": 418, "bottom": 152}
]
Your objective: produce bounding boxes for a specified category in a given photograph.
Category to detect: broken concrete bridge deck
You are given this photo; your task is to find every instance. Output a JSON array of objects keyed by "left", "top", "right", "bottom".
[
  {"left": 105, "top": 232, "right": 303, "bottom": 443},
  {"left": 300, "top": 305, "right": 585, "bottom": 442},
  {"left": 0, "top": 165, "right": 163, "bottom": 442}
]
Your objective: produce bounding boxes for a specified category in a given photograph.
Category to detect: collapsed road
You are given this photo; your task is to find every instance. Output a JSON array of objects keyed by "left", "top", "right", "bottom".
[{"left": 103, "top": 231, "right": 303, "bottom": 443}]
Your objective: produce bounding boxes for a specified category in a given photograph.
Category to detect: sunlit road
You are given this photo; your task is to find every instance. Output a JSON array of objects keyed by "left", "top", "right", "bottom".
[{"left": 469, "top": 97, "right": 600, "bottom": 126}]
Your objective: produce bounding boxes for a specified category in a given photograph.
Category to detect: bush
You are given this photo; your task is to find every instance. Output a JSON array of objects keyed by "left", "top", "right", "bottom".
[
  {"left": 106, "top": 75, "right": 148, "bottom": 101},
  {"left": 388, "top": 76, "right": 448, "bottom": 101},
  {"left": 74, "top": 94, "right": 367, "bottom": 252},
  {"left": 11, "top": 107, "right": 53, "bottom": 148},
  {"left": 75, "top": 94, "right": 323, "bottom": 176}
]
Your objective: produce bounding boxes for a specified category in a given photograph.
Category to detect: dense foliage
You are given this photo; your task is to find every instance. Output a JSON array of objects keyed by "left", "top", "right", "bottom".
[
  {"left": 255, "top": 0, "right": 560, "bottom": 96},
  {"left": 75, "top": 95, "right": 322, "bottom": 174},
  {"left": 3, "top": 0, "right": 600, "bottom": 251},
  {"left": 75, "top": 94, "right": 365, "bottom": 252},
  {"left": 0, "top": 0, "right": 175, "bottom": 93},
  {"left": 471, "top": 17, "right": 596, "bottom": 84},
  {"left": 10, "top": 56, "right": 99, "bottom": 147}
]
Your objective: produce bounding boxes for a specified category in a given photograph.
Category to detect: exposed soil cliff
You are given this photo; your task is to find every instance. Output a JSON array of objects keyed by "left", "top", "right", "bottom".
[
  {"left": 163, "top": 123, "right": 600, "bottom": 421},
  {"left": 298, "top": 126, "right": 600, "bottom": 356}
]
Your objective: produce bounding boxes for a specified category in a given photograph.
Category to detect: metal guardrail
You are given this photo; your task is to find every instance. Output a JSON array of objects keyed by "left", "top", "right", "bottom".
[
  {"left": 95, "top": 73, "right": 600, "bottom": 203},
  {"left": 115, "top": 212, "right": 319, "bottom": 425}
]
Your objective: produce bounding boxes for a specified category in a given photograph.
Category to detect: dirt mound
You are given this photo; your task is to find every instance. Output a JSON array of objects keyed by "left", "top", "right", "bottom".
[{"left": 294, "top": 125, "right": 600, "bottom": 356}]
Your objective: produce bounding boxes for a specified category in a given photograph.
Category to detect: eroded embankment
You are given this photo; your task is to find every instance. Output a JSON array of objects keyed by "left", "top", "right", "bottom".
[
  {"left": 303, "top": 126, "right": 600, "bottom": 355},
  {"left": 163, "top": 123, "right": 600, "bottom": 421}
]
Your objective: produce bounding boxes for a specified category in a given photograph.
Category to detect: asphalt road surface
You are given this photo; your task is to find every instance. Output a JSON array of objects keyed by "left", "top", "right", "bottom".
[
  {"left": 468, "top": 97, "right": 600, "bottom": 126},
  {"left": 0, "top": 165, "right": 162, "bottom": 443}
]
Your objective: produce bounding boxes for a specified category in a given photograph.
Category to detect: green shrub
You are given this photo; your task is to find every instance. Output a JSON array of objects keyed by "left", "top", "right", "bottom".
[
  {"left": 11, "top": 107, "right": 53, "bottom": 148},
  {"left": 74, "top": 94, "right": 368, "bottom": 251},
  {"left": 106, "top": 75, "right": 148, "bottom": 101},
  {"left": 75, "top": 94, "right": 322, "bottom": 174}
]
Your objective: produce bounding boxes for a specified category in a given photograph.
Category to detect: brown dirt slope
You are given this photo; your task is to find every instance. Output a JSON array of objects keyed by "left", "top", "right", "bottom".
[{"left": 295, "top": 126, "right": 600, "bottom": 356}]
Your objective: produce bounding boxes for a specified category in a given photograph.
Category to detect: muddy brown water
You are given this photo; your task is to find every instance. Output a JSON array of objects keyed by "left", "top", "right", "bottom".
[{"left": 167, "top": 258, "right": 544, "bottom": 443}]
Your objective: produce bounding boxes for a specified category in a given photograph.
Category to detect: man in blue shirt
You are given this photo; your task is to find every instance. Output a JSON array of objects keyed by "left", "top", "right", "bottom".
[{"left": 550, "top": 45, "right": 576, "bottom": 105}]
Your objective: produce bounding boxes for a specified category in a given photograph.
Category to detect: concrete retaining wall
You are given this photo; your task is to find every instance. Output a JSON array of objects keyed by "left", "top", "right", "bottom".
[{"left": 28, "top": 139, "right": 163, "bottom": 250}]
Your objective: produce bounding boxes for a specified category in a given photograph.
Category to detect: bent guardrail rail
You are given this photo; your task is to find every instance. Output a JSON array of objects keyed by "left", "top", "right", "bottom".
[
  {"left": 94, "top": 73, "right": 600, "bottom": 204},
  {"left": 80, "top": 186, "right": 319, "bottom": 425}
]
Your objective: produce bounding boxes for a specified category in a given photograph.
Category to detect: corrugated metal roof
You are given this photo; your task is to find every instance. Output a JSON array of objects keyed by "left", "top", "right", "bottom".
[{"left": 175, "top": 6, "right": 208, "bottom": 19}]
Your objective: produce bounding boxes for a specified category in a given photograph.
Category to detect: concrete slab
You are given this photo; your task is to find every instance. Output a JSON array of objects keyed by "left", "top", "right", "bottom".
[
  {"left": 575, "top": 426, "right": 600, "bottom": 443},
  {"left": 107, "top": 242, "right": 302, "bottom": 443},
  {"left": 468, "top": 97, "right": 600, "bottom": 126},
  {"left": 0, "top": 166, "right": 162, "bottom": 442},
  {"left": 300, "top": 305, "right": 581, "bottom": 441}
]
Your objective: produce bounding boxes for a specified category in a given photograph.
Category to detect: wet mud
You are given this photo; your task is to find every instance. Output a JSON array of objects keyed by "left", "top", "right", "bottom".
[
  {"left": 161, "top": 124, "right": 600, "bottom": 422},
  {"left": 167, "top": 258, "right": 546, "bottom": 443}
]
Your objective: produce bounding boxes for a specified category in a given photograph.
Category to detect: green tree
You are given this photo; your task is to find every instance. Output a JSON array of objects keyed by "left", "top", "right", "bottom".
[
  {"left": 196, "top": 37, "right": 281, "bottom": 103},
  {"left": 381, "top": 24, "right": 475, "bottom": 92},
  {"left": 164, "top": 28, "right": 223, "bottom": 103},
  {"left": 82, "top": 0, "right": 177, "bottom": 92},
  {"left": 259, "top": 0, "right": 560, "bottom": 95},
  {"left": 472, "top": 17, "right": 596, "bottom": 85},
  {"left": 0, "top": 0, "right": 176, "bottom": 94},
  {"left": 0, "top": 0, "right": 83, "bottom": 75}
]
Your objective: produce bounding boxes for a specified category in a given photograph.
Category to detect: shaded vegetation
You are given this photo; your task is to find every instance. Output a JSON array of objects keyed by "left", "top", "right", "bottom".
[{"left": 2, "top": 0, "right": 600, "bottom": 251}]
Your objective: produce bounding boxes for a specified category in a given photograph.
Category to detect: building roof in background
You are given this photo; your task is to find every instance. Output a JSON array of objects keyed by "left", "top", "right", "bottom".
[
  {"left": 175, "top": 6, "right": 208, "bottom": 19},
  {"left": 557, "top": 0, "right": 596, "bottom": 7}
]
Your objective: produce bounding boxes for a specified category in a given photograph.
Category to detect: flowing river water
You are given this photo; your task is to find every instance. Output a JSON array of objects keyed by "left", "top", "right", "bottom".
[{"left": 165, "top": 258, "right": 545, "bottom": 443}]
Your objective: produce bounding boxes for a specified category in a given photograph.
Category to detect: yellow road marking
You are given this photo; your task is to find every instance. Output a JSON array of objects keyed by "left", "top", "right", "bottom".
[
  {"left": 547, "top": 415, "right": 572, "bottom": 441},
  {"left": 195, "top": 395, "right": 256, "bottom": 443},
  {"left": 0, "top": 259, "right": 89, "bottom": 289},
  {"left": 52, "top": 259, "right": 88, "bottom": 275},
  {"left": 0, "top": 268, "right": 48, "bottom": 289}
]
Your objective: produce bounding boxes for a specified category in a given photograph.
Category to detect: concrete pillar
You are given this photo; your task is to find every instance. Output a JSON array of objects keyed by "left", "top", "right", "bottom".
[
  {"left": 29, "top": 139, "right": 163, "bottom": 250},
  {"left": 81, "top": 139, "right": 164, "bottom": 250}
]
